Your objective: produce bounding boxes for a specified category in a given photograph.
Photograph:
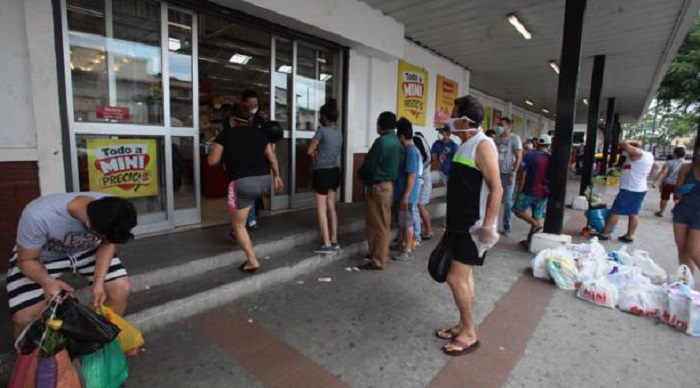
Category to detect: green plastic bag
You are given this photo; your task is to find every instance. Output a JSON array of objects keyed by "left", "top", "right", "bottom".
[{"left": 80, "top": 339, "right": 128, "bottom": 388}]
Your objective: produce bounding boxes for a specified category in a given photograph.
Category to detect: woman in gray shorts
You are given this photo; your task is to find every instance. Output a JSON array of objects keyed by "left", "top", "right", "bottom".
[{"left": 208, "top": 104, "right": 284, "bottom": 273}]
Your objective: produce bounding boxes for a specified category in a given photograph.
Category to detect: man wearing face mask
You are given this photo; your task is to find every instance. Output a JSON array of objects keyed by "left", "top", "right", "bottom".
[
  {"left": 435, "top": 96, "right": 502, "bottom": 356},
  {"left": 241, "top": 90, "right": 268, "bottom": 230},
  {"left": 598, "top": 140, "right": 654, "bottom": 243},
  {"left": 494, "top": 117, "right": 523, "bottom": 236}
]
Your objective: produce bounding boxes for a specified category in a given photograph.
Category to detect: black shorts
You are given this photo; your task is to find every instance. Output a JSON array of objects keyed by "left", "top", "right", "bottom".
[
  {"left": 449, "top": 231, "right": 487, "bottom": 266},
  {"left": 312, "top": 167, "right": 341, "bottom": 195}
]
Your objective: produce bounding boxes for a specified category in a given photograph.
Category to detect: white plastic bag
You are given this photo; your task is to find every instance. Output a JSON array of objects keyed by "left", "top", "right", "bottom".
[
  {"left": 606, "top": 265, "right": 648, "bottom": 291},
  {"left": 618, "top": 284, "right": 663, "bottom": 317},
  {"left": 614, "top": 245, "right": 635, "bottom": 266},
  {"left": 688, "top": 291, "right": 700, "bottom": 337},
  {"left": 567, "top": 238, "right": 608, "bottom": 261},
  {"left": 547, "top": 257, "right": 580, "bottom": 290},
  {"left": 661, "top": 282, "right": 692, "bottom": 332},
  {"left": 469, "top": 220, "right": 499, "bottom": 257},
  {"left": 579, "top": 259, "right": 615, "bottom": 283},
  {"left": 577, "top": 278, "right": 619, "bottom": 308},
  {"left": 668, "top": 264, "right": 696, "bottom": 290},
  {"left": 531, "top": 249, "right": 553, "bottom": 280},
  {"left": 630, "top": 249, "right": 667, "bottom": 284}
]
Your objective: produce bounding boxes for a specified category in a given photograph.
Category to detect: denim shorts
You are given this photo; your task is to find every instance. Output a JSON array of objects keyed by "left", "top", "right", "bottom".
[{"left": 673, "top": 202, "right": 700, "bottom": 229}]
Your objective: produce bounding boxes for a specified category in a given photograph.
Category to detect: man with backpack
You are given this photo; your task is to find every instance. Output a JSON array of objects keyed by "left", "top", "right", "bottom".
[{"left": 413, "top": 131, "right": 434, "bottom": 242}]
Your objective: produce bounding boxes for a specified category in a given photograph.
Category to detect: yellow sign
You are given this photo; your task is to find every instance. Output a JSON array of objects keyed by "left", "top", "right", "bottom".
[
  {"left": 512, "top": 115, "right": 524, "bottom": 132},
  {"left": 397, "top": 60, "right": 428, "bottom": 125},
  {"left": 87, "top": 139, "right": 159, "bottom": 197},
  {"left": 483, "top": 106, "right": 492, "bottom": 130},
  {"left": 434, "top": 75, "right": 458, "bottom": 127}
]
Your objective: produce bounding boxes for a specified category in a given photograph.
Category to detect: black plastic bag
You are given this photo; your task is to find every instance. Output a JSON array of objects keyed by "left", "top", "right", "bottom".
[
  {"left": 54, "top": 297, "right": 120, "bottom": 358},
  {"left": 428, "top": 233, "right": 454, "bottom": 283}
]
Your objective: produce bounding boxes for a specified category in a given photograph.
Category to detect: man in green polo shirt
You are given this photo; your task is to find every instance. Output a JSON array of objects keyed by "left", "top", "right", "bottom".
[{"left": 358, "top": 112, "right": 402, "bottom": 270}]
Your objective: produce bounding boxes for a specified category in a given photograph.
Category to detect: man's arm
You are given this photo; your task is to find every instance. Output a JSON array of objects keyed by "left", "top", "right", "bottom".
[
  {"left": 91, "top": 242, "right": 117, "bottom": 307},
  {"left": 621, "top": 140, "right": 644, "bottom": 160},
  {"left": 17, "top": 246, "right": 74, "bottom": 299},
  {"left": 401, "top": 172, "right": 416, "bottom": 211},
  {"left": 652, "top": 163, "right": 669, "bottom": 188},
  {"left": 477, "top": 141, "right": 504, "bottom": 228}
]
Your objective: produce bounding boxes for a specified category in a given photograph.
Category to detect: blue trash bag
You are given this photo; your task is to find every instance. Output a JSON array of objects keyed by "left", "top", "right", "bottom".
[{"left": 585, "top": 207, "right": 610, "bottom": 233}]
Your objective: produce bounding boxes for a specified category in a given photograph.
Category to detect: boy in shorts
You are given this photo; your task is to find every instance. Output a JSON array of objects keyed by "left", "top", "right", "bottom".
[
  {"left": 393, "top": 118, "right": 422, "bottom": 261},
  {"left": 513, "top": 134, "right": 552, "bottom": 243}
]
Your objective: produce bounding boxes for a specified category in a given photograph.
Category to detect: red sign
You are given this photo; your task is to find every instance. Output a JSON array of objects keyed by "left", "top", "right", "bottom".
[{"left": 96, "top": 105, "right": 130, "bottom": 121}]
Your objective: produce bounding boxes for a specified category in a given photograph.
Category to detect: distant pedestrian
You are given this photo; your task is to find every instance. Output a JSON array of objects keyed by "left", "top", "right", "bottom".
[
  {"left": 652, "top": 147, "right": 686, "bottom": 217},
  {"left": 598, "top": 140, "right": 654, "bottom": 243},
  {"left": 307, "top": 99, "right": 343, "bottom": 254},
  {"left": 672, "top": 144, "right": 700, "bottom": 273},
  {"left": 431, "top": 127, "right": 459, "bottom": 186},
  {"left": 208, "top": 103, "right": 284, "bottom": 273},
  {"left": 392, "top": 118, "right": 422, "bottom": 261},
  {"left": 358, "top": 112, "right": 402, "bottom": 270},
  {"left": 513, "top": 134, "right": 551, "bottom": 243},
  {"left": 494, "top": 117, "right": 523, "bottom": 236},
  {"left": 413, "top": 131, "right": 434, "bottom": 240},
  {"left": 436, "top": 96, "right": 502, "bottom": 356}
]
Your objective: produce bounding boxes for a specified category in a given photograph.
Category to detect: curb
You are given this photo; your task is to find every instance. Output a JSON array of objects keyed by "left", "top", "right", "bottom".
[{"left": 126, "top": 240, "right": 368, "bottom": 333}]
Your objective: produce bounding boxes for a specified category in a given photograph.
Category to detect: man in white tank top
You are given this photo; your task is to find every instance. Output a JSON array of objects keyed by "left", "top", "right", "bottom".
[{"left": 599, "top": 140, "right": 654, "bottom": 243}]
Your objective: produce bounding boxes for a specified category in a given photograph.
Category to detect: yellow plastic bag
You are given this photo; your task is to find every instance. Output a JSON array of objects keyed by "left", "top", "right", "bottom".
[{"left": 102, "top": 306, "right": 144, "bottom": 353}]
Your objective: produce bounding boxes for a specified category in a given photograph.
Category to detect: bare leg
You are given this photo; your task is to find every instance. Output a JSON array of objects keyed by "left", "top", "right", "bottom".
[
  {"left": 445, "top": 261, "right": 477, "bottom": 349},
  {"left": 602, "top": 213, "right": 620, "bottom": 237},
  {"left": 687, "top": 229, "right": 700, "bottom": 276},
  {"left": 659, "top": 199, "right": 669, "bottom": 215},
  {"left": 327, "top": 190, "right": 338, "bottom": 243},
  {"left": 514, "top": 211, "right": 538, "bottom": 229},
  {"left": 230, "top": 206, "right": 259, "bottom": 269},
  {"left": 315, "top": 192, "right": 330, "bottom": 246},
  {"left": 674, "top": 223, "right": 693, "bottom": 269},
  {"left": 404, "top": 225, "right": 414, "bottom": 253},
  {"left": 419, "top": 204, "right": 432, "bottom": 237},
  {"left": 626, "top": 215, "right": 640, "bottom": 238},
  {"left": 104, "top": 276, "right": 132, "bottom": 315},
  {"left": 12, "top": 302, "right": 46, "bottom": 338}
]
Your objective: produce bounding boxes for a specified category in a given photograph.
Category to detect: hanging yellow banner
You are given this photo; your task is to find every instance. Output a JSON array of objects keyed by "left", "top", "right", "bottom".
[
  {"left": 397, "top": 60, "right": 428, "bottom": 126},
  {"left": 434, "top": 75, "right": 458, "bottom": 128},
  {"left": 87, "top": 138, "right": 159, "bottom": 197},
  {"left": 483, "top": 106, "right": 492, "bottom": 130}
]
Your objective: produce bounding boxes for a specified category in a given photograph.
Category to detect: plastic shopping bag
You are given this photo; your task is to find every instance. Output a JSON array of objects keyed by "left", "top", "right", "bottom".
[
  {"left": 102, "top": 306, "right": 145, "bottom": 354},
  {"left": 688, "top": 291, "right": 700, "bottom": 337},
  {"left": 661, "top": 282, "right": 692, "bottom": 332},
  {"left": 668, "top": 264, "right": 696, "bottom": 290},
  {"left": 531, "top": 249, "right": 553, "bottom": 280},
  {"left": 55, "top": 349, "right": 81, "bottom": 388},
  {"left": 8, "top": 348, "right": 38, "bottom": 388},
  {"left": 618, "top": 284, "right": 663, "bottom": 317},
  {"left": 568, "top": 238, "right": 608, "bottom": 261},
  {"left": 428, "top": 232, "right": 454, "bottom": 283},
  {"left": 577, "top": 278, "right": 619, "bottom": 308},
  {"left": 578, "top": 259, "right": 615, "bottom": 283},
  {"left": 630, "top": 249, "right": 667, "bottom": 284},
  {"left": 55, "top": 297, "right": 121, "bottom": 358},
  {"left": 81, "top": 339, "right": 128, "bottom": 388},
  {"left": 468, "top": 221, "right": 499, "bottom": 257},
  {"left": 547, "top": 257, "right": 580, "bottom": 290}
]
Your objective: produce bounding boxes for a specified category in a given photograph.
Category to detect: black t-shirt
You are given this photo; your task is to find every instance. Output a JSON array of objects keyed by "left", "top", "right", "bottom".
[{"left": 215, "top": 125, "right": 270, "bottom": 181}]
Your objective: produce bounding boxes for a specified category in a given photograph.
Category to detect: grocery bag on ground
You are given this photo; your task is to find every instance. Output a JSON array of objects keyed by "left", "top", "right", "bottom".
[
  {"left": 661, "top": 282, "right": 692, "bottom": 332},
  {"left": 531, "top": 249, "right": 553, "bottom": 280},
  {"left": 547, "top": 257, "right": 580, "bottom": 290},
  {"left": 578, "top": 258, "right": 615, "bottom": 283},
  {"left": 630, "top": 249, "right": 667, "bottom": 284},
  {"left": 102, "top": 306, "right": 144, "bottom": 354},
  {"left": 428, "top": 232, "right": 454, "bottom": 283},
  {"left": 688, "top": 291, "right": 700, "bottom": 337},
  {"left": 80, "top": 339, "right": 128, "bottom": 388},
  {"left": 577, "top": 278, "right": 619, "bottom": 308},
  {"left": 567, "top": 237, "right": 608, "bottom": 261},
  {"left": 618, "top": 283, "right": 663, "bottom": 317},
  {"left": 668, "top": 264, "right": 696, "bottom": 290},
  {"left": 606, "top": 265, "right": 648, "bottom": 290},
  {"left": 55, "top": 297, "right": 121, "bottom": 358}
]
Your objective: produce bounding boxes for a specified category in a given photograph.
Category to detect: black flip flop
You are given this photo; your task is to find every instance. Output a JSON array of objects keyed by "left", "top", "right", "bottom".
[
  {"left": 442, "top": 339, "right": 481, "bottom": 356},
  {"left": 239, "top": 263, "right": 259, "bottom": 274},
  {"left": 358, "top": 263, "right": 382, "bottom": 271}
]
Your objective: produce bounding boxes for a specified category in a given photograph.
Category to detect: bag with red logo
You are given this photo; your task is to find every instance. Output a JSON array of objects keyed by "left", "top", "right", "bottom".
[
  {"left": 660, "top": 282, "right": 692, "bottom": 332},
  {"left": 618, "top": 283, "right": 663, "bottom": 317},
  {"left": 688, "top": 291, "right": 700, "bottom": 337},
  {"left": 576, "top": 278, "right": 619, "bottom": 309}
]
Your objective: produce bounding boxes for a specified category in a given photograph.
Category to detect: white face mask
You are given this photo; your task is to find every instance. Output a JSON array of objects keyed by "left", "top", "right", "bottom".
[
  {"left": 447, "top": 116, "right": 478, "bottom": 133},
  {"left": 250, "top": 107, "right": 259, "bottom": 115}
]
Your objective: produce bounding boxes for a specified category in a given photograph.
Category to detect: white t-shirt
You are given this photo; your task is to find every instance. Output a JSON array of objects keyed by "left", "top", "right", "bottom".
[{"left": 619, "top": 151, "right": 654, "bottom": 192}]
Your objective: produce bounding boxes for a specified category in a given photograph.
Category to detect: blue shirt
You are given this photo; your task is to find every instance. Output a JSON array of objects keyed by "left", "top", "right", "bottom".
[
  {"left": 432, "top": 140, "right": 459, "bottom": 176},
  {"left": 395, "top": 145, "right": 422, "bottom": 204}
]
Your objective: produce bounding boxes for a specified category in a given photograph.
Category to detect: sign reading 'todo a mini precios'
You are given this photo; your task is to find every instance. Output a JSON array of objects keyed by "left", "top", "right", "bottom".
[{"left": 87, "top": 139, "right": 159, "bottom": 197}]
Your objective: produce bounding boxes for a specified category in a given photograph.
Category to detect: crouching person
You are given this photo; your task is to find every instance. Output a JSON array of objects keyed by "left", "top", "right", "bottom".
[{"left": 8, "top": 193, "right": 137, "bottom": 336}]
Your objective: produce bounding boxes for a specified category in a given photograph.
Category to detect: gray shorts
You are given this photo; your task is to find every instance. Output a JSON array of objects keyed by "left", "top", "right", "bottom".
[
  {"left": 228, "top": 175, "right": 270, "bottom": 211},
  {"left": 398, "top": 204, "right": 416, "bottom": 228}
]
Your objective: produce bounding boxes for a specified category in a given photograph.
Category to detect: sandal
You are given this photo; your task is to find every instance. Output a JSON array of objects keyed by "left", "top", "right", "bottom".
[
  {"left": 442, "top": 339, "right": 481, "bottom": 356},
  {"left": 421, "top": 233, "right": 434, "bottom": 240},
  {"left": 655, "top": 211, "right": 663, "bottom": 217},
  {"left": 435, "top": 327, "right": 460, "bottom": 340},
  {"left": 238, "top": 262, "right": 259, "bottom": 274}
]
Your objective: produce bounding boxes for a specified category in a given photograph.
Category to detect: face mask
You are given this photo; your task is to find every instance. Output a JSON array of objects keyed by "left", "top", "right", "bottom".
[
  {"left": 495, "top": 126, "right": 505, "bottom": 135},
  {"left": 250, "top": 107, "right": 259, "bottom": 115},
  {"left": 524, "top": 143, "right": 534, "bottom": 150}
]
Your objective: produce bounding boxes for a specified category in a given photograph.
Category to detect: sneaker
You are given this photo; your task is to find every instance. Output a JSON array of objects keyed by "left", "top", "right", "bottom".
[
  {"left": 312, "top": 245, "right": 334, "bottom": 254},
  {"left": 247, "top": 222, "right": 258, "bottom": 231},
  {"left": 392, "top": 251, "right": 413, "bottom": 261},
  {"left": 502, "top": 229, "right": 512, "bottom": 236},
  {"left": 331, "top": 242, "right": 340, "bottom": 251}
]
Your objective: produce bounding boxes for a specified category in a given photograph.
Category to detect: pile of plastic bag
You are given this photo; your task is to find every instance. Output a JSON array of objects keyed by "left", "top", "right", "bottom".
[
  {"left": 9, "top": 294, "right": 145, "bottom": 388},
  {"left": 531, "top": 238, "right": 700, "bottom": 337}
]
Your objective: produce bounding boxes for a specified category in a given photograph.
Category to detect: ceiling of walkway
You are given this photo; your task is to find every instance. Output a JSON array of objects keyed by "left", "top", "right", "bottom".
[{"left": 360, "top": 0, "right": 700, "bottom": 123}]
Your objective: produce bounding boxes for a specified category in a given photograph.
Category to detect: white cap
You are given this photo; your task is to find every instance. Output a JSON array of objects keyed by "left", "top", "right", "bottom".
[{"left": 538, "top": 134, "right": 552, "bottom": 145}]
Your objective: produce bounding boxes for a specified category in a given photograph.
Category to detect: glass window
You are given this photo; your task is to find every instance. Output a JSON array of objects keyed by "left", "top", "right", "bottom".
[
  {"left": 67, "top": 0, "right": 163, "bottom": 125},
  {"left": 274, "top": 39, "right": 293, "bottom": 131},
  {"left": 172, "top": 136, "right": 196, "bottom": 210},
  {"left": 168, "top": 10, "right": 194, "bottom": 127},
  {"left": 295, "top": 44, "right": 337, "bottom": 132},
  {"left": 76, "top": 134, "right": 167, "bottom": 224}
]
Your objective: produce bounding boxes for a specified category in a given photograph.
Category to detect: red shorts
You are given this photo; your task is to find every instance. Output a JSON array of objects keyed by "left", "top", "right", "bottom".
[{"left": 661, "top": 184, "right": 676, "bottom": 201}]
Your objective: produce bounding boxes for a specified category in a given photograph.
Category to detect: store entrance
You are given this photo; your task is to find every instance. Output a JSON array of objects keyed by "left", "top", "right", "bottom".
[{"left": 197, "top": 15, "right": 342, "bottom": 225}]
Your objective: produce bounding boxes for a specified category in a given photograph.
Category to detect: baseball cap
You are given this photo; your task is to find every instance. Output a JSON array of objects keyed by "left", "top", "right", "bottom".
[{"left": 538, "top": 134, "right": 552, "bottom": 145}]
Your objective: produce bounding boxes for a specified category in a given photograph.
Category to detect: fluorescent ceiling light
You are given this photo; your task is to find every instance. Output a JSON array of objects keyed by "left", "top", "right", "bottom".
[
  {"left": 229, "top": 53, "right": 252, "bottom": 65},
  {"left": 549, "top": 60, "right": 560, "bottom": 74},
  {"left": 583, "top": 98, "right": 589, "bottom": 105},
  {"left": 169, "top": 38, "right": 181, "bottom": 51},
  {"left": 542, "top": 109, "right": 550, "bottom": 113},
  {"left": 508, "top": 14, "right": 532, "bottom": 40},
  {"left": 168, "top": 21, "right": 192, "bottom": 31},
  {"left": 525, "top": 99, "right": 534, "bottom": 106},
  {"left": 278, "top": 65, "right": 292, "bottom": 74},
  {"left": 320, "top": 73, "right": 332, "bottom": 81}
]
